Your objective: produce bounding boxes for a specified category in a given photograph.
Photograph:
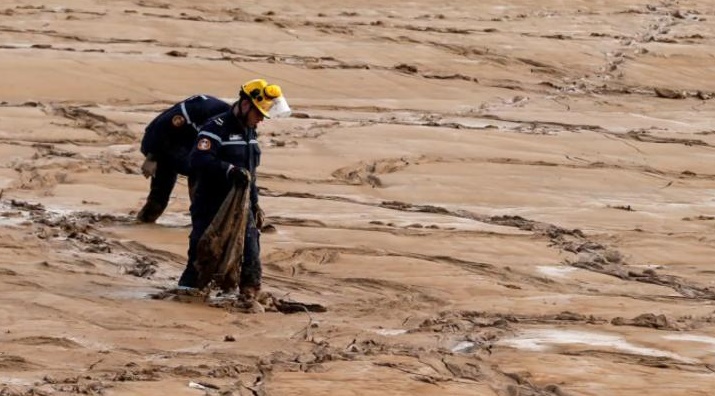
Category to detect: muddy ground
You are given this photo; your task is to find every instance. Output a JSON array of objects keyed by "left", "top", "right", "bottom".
[{"left": 2, "top": 1, "right": 715, "bottom": 395}]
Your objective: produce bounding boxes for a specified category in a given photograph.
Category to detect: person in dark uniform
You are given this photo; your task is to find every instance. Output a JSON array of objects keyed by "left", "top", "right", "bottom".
[
  {"left": 178, "top": 79, "right": 291, "bottom": 298},
  {"left": 137, "top": 95, "right": 230, "bottom": 223}
]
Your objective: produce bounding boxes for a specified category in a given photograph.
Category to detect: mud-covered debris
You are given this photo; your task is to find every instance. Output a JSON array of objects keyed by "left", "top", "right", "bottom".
[
  {"left": 611, "top": 313, "right": 679, "bottom": 330},
  {"left": 209, "top": 292, "right": 326, "bottom": 314},
  {"left": 561, "top": 240, "right": 605, "bottom": 254},
  {"left": 72, "top": 211, "right": 134, "bottom": 225},
  {"left": 395, "top": 63, "right": 418, "bottom": 73},
  {"left": 417, "top": 311, "right": 515, "bottom": 333},
  {"left": 150, "top": 287, "right": 209, "bottom": 303},
  {"left": 424, "top": 73, "right": 478, "bottom": 82},
  {"left": 9, "top": 199, "right": 45, "bottom": 211},
  {"left": 570, "top": 253, "right": 715, "bottom": 299},
  {"left": 50, "top": 106, "right": 133, "bottom": 142},
  {"left": 608, "top": 204, "right": 634, "bottom": 211},
  {"left": 166, "top": 50, "right": 187, "bottom": 57},
  {"left": 110, "top": 367, "right": 161, "bottom": 382},
  {"left": 274, "top": 299, "right": 327, "bottom": 314},
  {"left": 683, "top": 215, "right": 715, "bottom": 221},
  {"left": 126, "top": 256, "right": 157, "bottom": 278},
  {"left": 654, "top": 87, "right": 687, "bottom": 99},
  {"left": 553, "top": 311, "right": 593, "bottom": 322},
  {"left": 696, "top": 91, "right": 713, "bottom": 100},
  {"left": 210, "top": 295, "right": 264, "bottom": 314}
]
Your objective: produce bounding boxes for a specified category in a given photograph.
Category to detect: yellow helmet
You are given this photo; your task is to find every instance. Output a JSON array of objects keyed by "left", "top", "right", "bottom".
[{"left": 240, "top": 79, "right": 290, "bottom": 118}]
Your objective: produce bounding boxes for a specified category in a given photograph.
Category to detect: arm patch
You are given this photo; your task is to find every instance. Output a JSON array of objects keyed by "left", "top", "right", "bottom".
[
  {"left": 197, "top": 138, "right": 212, "bottom": 151},
  {"left": 171, "top": 114, "right": 186, "bottom": 127}
]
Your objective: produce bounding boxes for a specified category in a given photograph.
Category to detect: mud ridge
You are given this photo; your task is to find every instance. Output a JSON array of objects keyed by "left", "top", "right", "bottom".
[
  {"left": 47, "top": 105, "right": 135, "bottom": 143},
  {"left": 624, "top": 129, "right": 713, "bottom": 147},
  {"left": 562, "top": 350, "right": 712, "bottom": 373},
  {"left": 11, "top": 336, "right": 83, "bottom": 349},
  {"left": 268, "top": 215, "right": 527, "bottom": 238},
  {"left": 568, "top": 247, "right": 715, "bottom": 300},
  {"left": 5, "top": 199, "right": 139, "bottom": 257},
  {"left": 331, "top": 156, "right": 430, "bottom": 186},
  {"left": 416, "top": 310, "right": 606, "bottom": 335}
]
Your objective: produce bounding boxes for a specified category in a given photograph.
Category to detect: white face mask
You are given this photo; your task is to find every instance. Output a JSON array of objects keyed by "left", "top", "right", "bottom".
[{"left": 268, "top": 96, "right": 291, "bottom": 118}]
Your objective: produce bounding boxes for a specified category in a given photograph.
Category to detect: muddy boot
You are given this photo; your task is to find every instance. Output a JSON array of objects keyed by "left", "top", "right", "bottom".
[
  {"left": 136, "top": 200, "right": 166, "bottom": 223},
  {"left": 238, "top": 285, "right": 264, "bottom": 313},
  {"left": 239, "top": 284, "right": 260, "bottom": 300}
]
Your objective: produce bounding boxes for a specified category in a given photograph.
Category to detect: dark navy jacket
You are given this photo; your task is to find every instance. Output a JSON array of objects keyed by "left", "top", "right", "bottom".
[
  {"left": 189, "top": 107, "right": 261, "bottom": 218},
  {"left": 141, "top": 95, "right": 230, "bottom": 173}
]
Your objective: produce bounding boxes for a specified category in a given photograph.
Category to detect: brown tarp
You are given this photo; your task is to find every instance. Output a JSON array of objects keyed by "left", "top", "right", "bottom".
[{"left": 194, "top": 170, "right": 251, "bottom": 291}]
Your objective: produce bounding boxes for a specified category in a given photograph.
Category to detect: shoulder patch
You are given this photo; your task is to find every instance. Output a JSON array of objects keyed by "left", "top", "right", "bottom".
[
  {"left": 214, "top": 117, "right": 224, "bottom": 126},
  {"left": 171, "top": 114, "right": 186, "bottom": 127},
  {"left": 197, "top": 138, "right": 211, "bottom": 151}
]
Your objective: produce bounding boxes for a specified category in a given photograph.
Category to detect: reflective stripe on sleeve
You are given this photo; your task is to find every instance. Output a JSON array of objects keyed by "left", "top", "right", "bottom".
[
  {"left": 197, "top": 131, "right": 223, "bottom": 143},
  {"left": 223, "top": 141, "right": 247, "bottom": 146},
  {"left": 180, "top": 101, "right": 197, "bottom": 131}
]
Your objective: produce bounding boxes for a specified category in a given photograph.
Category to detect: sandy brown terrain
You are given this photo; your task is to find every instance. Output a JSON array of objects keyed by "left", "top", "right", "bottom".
[{"left": 2, "top": 0, "right": 715, "bottom": 395}]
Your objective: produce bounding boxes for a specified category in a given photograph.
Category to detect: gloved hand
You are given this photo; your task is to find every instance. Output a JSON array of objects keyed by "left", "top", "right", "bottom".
[
  {"left": 255, "top": 204, "right": 265, "bottom": 230},
  {"left": 141, "top": 158, "right": 157, "bottom": 178},
  {"left": 227, "top": 166, "right": 250, "bottom": 186}
]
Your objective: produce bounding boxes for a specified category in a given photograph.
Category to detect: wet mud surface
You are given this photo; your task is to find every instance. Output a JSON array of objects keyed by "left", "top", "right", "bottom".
[{"left": 2, "top": 1, "right": 715, "bottom": 395}]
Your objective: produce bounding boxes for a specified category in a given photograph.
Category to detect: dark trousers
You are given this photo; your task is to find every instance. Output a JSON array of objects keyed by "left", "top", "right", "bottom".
[
  {"left": 178, "top": 210, "right": 261, "bottom": 289},
  {"left": 138, "top": 158, "right": 194, "bottom": 223}
]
